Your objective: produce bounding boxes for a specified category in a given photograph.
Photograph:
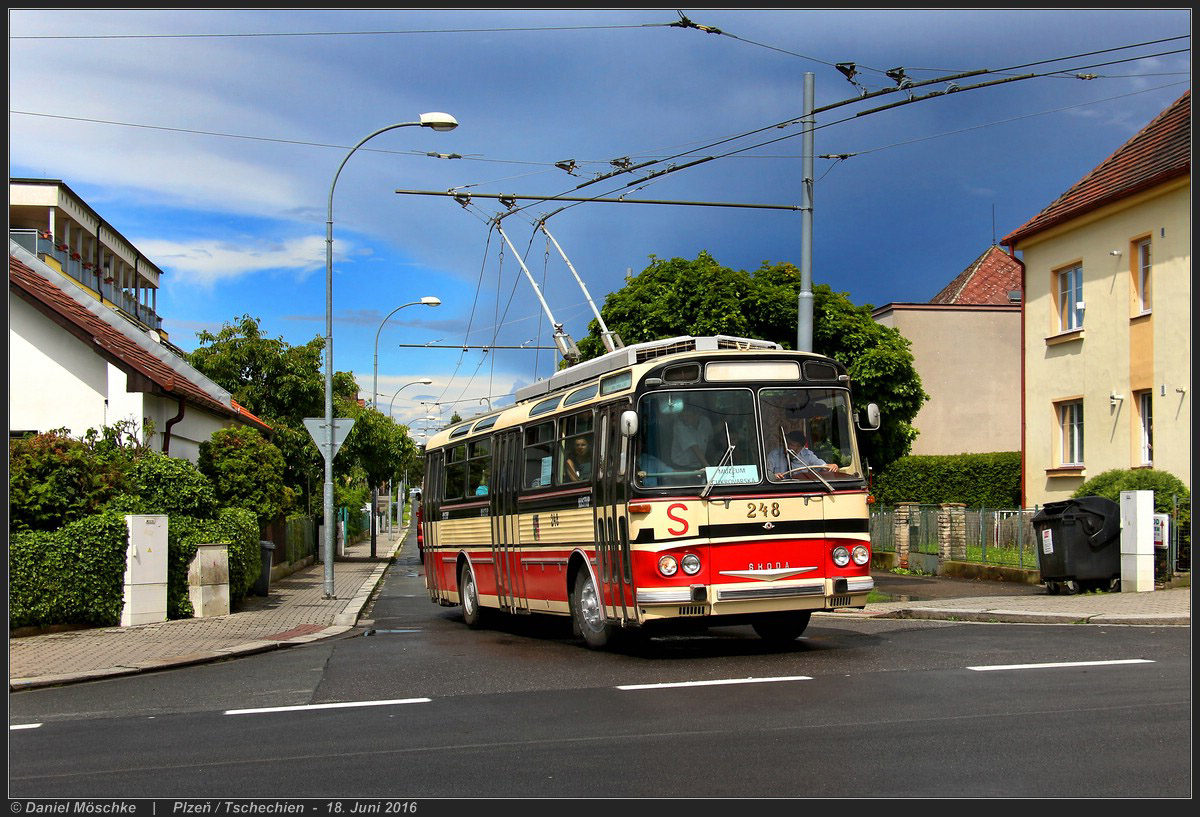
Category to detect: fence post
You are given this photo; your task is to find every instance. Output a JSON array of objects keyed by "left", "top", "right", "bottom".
[
  {"left": 895, "top": 503, "right": 914, "bottom": 569},
  {"left": 938, "top": 503, "right": 967, "bottom": 569}
]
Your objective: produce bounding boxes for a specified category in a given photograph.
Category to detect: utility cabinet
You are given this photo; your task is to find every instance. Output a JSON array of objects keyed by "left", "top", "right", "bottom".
[
  {"left": 122, "top": 515, "right": 168, "bottom": 626},
  {"left": 188, "top": 543, "right": 230, "bottom": 617}
]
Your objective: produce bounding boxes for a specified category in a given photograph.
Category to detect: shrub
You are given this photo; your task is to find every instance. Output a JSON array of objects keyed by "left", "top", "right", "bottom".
[
  {"left": 872, "top": 451, "right": 1021, "bottom": 507},
  {"left": 9, "top": 429, "right": 132, "bottom": 532},
  {"left": 198, "top": 426, "right": 288, "bottom": 529},
  {"left": 1072, "top": 468, "right": 1190, "bottom": 513},
  {"left": 9, "top": 509, "right": 129, "bottom": 629},
  {"left": 126, "top": 452, "right": 218, "bottom": 519}
]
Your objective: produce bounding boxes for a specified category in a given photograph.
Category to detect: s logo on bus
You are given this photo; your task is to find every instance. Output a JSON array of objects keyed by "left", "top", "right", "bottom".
[
  {"left": 532, "top": 514, "right": 541, "bottom": 541},
  {"left": 666, "top": 503, "right": 689, "bottom": 536}
]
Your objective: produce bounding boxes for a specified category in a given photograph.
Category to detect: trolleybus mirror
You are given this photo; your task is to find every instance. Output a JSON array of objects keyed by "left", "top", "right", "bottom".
[
  {"left": 620, "top": 410, "right": 639, "bottom": 437},
  {"left": 857, "top": 402, "right": 881, "bottom": 431}
]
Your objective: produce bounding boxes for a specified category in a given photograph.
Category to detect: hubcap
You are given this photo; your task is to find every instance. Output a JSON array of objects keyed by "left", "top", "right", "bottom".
[
  {"left": 463, "top": 573, "right": 475, "bottom": 614},
  {"left": 580, "top": 577, "right": 603, "bottom": 632}
]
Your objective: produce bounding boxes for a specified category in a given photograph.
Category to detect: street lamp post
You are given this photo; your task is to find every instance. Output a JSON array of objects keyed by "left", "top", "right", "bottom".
[
  {"left": 322, "top": 112, "right": 457, "bottom": 598},
  {"left": 371, "top": 375, "right": 433, "bottom": 557},
  {"left": 371, "top": 299, "right": 438, "bottom": 558},
  {"left": 372, "top": 297, "right": 441, "bottom": 411},
  {"left": 388, "top": 381, "right": 435, "bottom": 418}
]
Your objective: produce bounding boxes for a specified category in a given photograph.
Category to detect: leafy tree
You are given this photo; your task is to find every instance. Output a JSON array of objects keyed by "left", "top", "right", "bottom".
[
  {"left": 575, "top": 254, "right": 927, "bottom": 471},
  {"left": 198, "top": 425, "right": 290, "bottom": 529},
  {"left": 337, "top": 399, "right": 420, "bottom": 489},
  {"left": 187, "top": 315, "right": 359, "bottom": 520}
]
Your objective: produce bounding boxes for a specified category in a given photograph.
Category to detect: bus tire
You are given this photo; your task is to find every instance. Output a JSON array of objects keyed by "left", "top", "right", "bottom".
[
  {"left": 752, "top": 611, "right": 812, "bottom": 644},
  {"left": 460, "top": 563, "right": 486, "bottom": 629},
  {"left": 572, "top": 570, "right": 612, "bottom": 649}
]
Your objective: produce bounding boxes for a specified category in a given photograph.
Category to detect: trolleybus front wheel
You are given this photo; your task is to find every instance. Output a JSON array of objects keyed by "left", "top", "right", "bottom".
[
  {"left": 572, "top": 570, "right": 613, "bottom": 649},
  {"left": 460, "top": 563, "right": 487, "bottom": 629},
  {"left": 751, "top": 610, "right": 812, "bottom": 645}
]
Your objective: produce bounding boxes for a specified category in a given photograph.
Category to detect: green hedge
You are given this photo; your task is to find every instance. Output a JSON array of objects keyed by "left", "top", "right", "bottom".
[
  {"left": 872, "top": 451, "right": 1022, "bottom": 507},
  {"left": 10, "top": 508, "right": 261, "bottom": 629},
  {"left": 10, "top": 509, "right": 130, "bottom": 629}
]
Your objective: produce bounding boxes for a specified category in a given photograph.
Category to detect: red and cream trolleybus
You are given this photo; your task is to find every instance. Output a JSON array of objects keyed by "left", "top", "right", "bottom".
[{"left": 421, "top": 335, "right": 880, "bottom": 648}]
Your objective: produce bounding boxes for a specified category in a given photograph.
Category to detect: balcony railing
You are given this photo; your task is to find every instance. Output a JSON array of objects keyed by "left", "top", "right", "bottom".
[{"left": 10, "top": 228, "right": 163, "bottom": 330}]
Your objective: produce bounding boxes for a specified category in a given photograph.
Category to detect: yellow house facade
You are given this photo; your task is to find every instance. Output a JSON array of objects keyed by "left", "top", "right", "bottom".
[{"left": 1004, "top": 93, "right": 1190, "bottom": 508}]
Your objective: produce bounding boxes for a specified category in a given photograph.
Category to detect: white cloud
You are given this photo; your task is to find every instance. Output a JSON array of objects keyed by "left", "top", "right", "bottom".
[{"left": 134, "top": 234, "right": 327, "bottom": 286}]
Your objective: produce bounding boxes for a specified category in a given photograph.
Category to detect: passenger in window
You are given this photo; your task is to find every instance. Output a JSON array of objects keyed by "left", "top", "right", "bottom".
[
  {"left": 565, "top": 436, "right": 592, "bottom": 482},
  {"left": 671, "top": 402, "right": 713, "bottom": 470}
]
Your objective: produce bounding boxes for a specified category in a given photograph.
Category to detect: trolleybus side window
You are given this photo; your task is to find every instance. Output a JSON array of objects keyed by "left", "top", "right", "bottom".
[
  {"left": 444, "top": 443, "right": 467, "bottom": 500},
  {"left": 467, "top": 438, "right": 492, "bottom": 496},
  {"left": 559, "top": 411, "right": 594, "bottom": 484},
  {"left": 523, "top": 421, "right": 555, "bottom": 489}
]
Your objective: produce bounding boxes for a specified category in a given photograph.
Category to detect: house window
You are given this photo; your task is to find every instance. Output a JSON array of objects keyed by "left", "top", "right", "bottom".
[
  {"left": 1137, "top": 390, "right": 1153, "bottom": 465},
  {"left": 1136, "top": 239, "right": 1152, "bottom": 314},
  {"left": 1057, "top": 264, "right": 1084, "bottom": 332},
  {"left": 1058, "top": 400, "right": 1084, "bottom": 466}
]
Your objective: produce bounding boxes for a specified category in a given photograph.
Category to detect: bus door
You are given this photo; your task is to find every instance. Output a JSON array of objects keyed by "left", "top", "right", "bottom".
[
  {"left": 423, "top": 451, "right": 448, "bottom": 604},
  {"left": 490, "top": 429, "right": 529, "bottom": 614},
  {"left": 594, "top": 401, "right": 635, "bottom": 626}
]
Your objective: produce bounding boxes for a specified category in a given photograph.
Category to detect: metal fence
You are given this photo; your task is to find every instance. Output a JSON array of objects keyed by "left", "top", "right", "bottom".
[
  {"left": 283, "top": 515, "right": 317, "bottom": 563},
  {"left": 870, "top": 502, "right": 1190, "bottom": 575},
  {"left": 963, "top": 507, "right": 1039, "bottom": 570}
]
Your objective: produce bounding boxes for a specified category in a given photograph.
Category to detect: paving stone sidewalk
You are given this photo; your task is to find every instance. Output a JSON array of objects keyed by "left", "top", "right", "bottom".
[{"left": 9, "top": 528, "right": 402, "bottom": 690}]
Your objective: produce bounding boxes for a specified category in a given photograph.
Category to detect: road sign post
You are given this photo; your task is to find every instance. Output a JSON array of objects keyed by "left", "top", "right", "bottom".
[{"left": 304, "top": 417, "right": 355, "bottom": 596}]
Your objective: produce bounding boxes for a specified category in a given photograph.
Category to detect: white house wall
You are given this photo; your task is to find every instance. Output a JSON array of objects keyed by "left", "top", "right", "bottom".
[
  {"left": 143, "top": 393, "right": 237, "bottom": 464},
  {"left": 10, "top": 295, "right": 132, "bottom": 436},
  {"left": 12, "top": 290, "right": 233, "bottom": 463}
]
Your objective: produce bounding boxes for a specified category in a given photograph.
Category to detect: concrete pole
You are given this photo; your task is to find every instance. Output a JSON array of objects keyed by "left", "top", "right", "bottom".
[{"left": 797, "top": 71, "right": 815, "bottom": 353}]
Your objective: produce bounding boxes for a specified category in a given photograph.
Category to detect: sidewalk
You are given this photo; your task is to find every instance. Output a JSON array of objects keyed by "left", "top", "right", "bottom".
[{"left": 9, "top": 536, "right": 1190, "bottom": 690}]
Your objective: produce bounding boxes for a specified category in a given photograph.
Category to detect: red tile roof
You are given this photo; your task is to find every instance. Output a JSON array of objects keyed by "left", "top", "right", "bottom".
[
  {"left": 10, "top": 252, "right": 272, "bottom": 433},
  {"left": 1004, "top": 91, "right": 1190, "bottom": 246},
  {"left": 931, "top": 245, "right": 1023, "bottom": 305}
]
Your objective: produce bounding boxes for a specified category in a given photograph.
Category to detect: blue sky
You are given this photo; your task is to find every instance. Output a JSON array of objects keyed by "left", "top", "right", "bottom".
[{"left": 8, "top": 9, "right": 1191, "bottom": 435}]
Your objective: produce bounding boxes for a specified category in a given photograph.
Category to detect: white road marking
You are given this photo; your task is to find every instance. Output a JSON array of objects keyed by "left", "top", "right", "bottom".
[
  {"left": 617, "top": 675, "right": 812, "bottom": 691},
  {"left": 967, "top": 659, "right": 1154, "bottom": 672},
  {"left": 11, "top": 723, "right": 43, "bottom": 730},
  {"left": 225, "top": 698, "right": 431, "bottom": 715}
]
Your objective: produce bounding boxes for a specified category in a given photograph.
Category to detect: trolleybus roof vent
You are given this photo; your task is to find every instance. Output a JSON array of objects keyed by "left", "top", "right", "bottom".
[{"left": 512, "top": 335, "right": 781, "bottom": 403}]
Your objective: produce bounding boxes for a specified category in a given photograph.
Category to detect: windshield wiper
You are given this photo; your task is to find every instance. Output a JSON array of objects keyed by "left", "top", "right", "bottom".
[{"left": 702, "top": 423, "right": 737, "bottom": 498}]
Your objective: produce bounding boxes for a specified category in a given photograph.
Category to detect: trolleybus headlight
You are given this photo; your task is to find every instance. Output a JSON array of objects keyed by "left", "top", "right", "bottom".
[
  {"left": 681, "top": 554, "right": 701, "bottom": 575},
  {"left": 852, "top": 545, "right": 870, "bottom": 566},
  {"left": 832, "top": 546, "right": 851, "bottom": 567},
  {"left": 658, "top": 555, "right": 679, "bottom": 577}
]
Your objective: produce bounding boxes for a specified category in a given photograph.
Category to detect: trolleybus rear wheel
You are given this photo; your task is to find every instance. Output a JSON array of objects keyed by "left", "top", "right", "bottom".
[
  {"left": 751, "top": 611, "right": 812, "bottom": 644},
  {"left": 572, "top": 570, "right": 612, "bottom": 649},
  {"left": 460, "top": 563, "right": 486, "bottom": 629}
]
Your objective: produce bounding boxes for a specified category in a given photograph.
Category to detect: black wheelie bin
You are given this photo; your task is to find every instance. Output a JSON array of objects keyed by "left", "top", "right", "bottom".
[{"left": 1031, "top": 496, "right": 1121, "bottom": 594}]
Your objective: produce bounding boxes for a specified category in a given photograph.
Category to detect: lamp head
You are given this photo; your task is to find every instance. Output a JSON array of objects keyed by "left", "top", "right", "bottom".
[
  {"left": 419, "top": 378, "right": 434, "bottom": 385},
  {"left": 420, "top": 296, "right": 442, "bottom": 306},
  {"left": 419, "top": 112, "right": 459, "bottom": 132}
]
